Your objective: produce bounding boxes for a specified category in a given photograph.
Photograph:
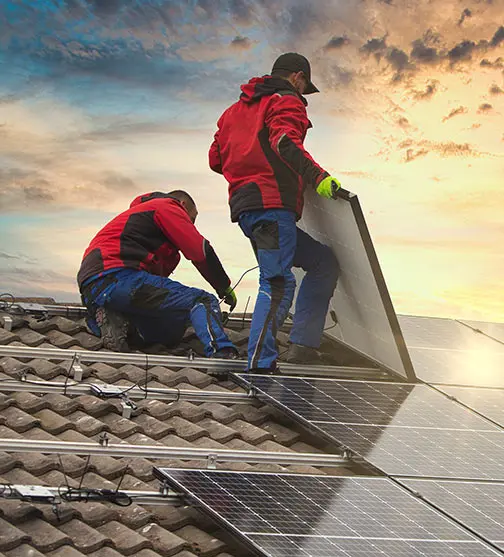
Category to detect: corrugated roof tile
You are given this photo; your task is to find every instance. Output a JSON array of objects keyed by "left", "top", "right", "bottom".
[
  {"left": 139, "top": 523, "right": 188, "bottom": 557},
  {"left": 20, "top": 517, "right": 72, "bottom": 552},
  {"left": 3, "top": 407, "right": 40, "bottom": 433},
  {"left": 0, "top": 517, "right": 31, "bottom": 551},
  {"left": 58, "top": 519, "right": 109, "bottom": 552},
  {"left": 45, "top": 331, "right": 78, "bottom": 349},
  {"left": 98, "top": 521, "right": 152, "bottom": 555},
  {"left": 174, "top": 525, "right": 226, "bottom": 557}
]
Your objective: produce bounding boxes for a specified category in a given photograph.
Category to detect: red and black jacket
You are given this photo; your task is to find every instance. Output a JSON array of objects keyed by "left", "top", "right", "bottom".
[
  {"left": 209, "top": 76, "right": 329, "bottom": 222},
  {"left": 77, "top": 193, "right": 231, "bottom": 296}
]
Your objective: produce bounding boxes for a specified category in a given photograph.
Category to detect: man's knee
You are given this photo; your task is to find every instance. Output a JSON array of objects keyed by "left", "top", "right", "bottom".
[
  {"left": 319, "top": 245, "right": 340, "bottom": 286},
  {"left": 192, "top": 291, "right": 220, "bottom": 312}
]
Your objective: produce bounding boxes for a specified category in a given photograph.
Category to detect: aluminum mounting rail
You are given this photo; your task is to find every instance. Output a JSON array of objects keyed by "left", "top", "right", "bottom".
[
  {"left": 0, "top": 438, "right": 349, "bottom": 468},
  {"left": 0, "top": 345, "right": 382, "bottom": 379},
  {"left": 0, "top": 378, "right": 252, "bottom": 405},
  {"left": 0, "top": 484, "right": 181, "bottom": 506}
]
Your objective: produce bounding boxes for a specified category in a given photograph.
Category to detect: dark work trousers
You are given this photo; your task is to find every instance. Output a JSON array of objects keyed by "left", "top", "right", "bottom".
[
  {"left": 238, "top": 209, "right": 339, "bottom": 370},
  {"left": 81, "top": 268, "right": 235, "bottom": 356}
]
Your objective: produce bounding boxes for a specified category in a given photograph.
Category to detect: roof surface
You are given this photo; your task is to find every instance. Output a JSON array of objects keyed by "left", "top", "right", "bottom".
[{"left": 0, "top": 303, "right": 361, "bottom": 557}]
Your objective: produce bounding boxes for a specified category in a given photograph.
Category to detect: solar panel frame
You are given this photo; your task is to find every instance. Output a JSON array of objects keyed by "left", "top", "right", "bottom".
[
  {"left": 295, "top": 188, "right": 416, "bottom": 381},
  {"left": 235, "top": 375, "right": 504, "bottom": 480},
  {"left": 154, "top": 469, "right": 503, "bottom": 557},
  {"left": 397, "top": 478, "right": 504, "bottom": 552},
  {"left": 460, "top": 319, "right": 504, "bottom": 345}
]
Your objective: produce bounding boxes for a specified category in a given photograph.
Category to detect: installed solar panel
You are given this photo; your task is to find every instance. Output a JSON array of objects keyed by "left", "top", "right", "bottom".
[
  {"left": 295, "top": 188, "right": 415, "bottom": 381},
  {"left": 398, "top": 315, "right": 504, "bottom": 387},
  {"left": 236, "top": 375, "right": 504, "bottom": 479},
  {"left": 460, "top": 320, "right": 504, "bottom": 345},
  {"left": 399, "top": 478, "right": 504, "bottom": 551},
  {"left": 154, "top": 469, "right": 501, "bottom": 557},
  {"left": 435, "top": 385, "right": 504, "bottom": 429}
]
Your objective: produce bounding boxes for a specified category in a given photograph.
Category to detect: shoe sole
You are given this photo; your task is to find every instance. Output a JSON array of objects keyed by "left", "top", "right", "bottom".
[{"left": 96, "top": 308, "right": 129, "bottom": 352}]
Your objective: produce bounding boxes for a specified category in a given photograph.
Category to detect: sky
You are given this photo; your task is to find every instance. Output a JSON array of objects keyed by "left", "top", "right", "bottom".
[{"left": 0, "top": 0, "right": 503, "bottom": 322}]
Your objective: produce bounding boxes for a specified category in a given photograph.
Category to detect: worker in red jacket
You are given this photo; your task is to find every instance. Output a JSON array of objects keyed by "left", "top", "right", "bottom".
[
  {"left": 77, "top": 190, "right": 238, "bottom": 357},
  {"left": 209, "top": 53, "right": 342, "bottom": 372}
]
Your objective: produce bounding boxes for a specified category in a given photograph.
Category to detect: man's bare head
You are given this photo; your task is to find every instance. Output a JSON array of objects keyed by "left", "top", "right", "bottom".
[{"left": 168, "top": 190, "right": 198, "bottom": 223}]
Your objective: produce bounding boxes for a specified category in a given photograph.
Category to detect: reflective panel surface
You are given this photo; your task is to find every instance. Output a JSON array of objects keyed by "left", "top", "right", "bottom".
[
  {"left": 155, "top": 469, "right": 501, "bottom": 557},
  {"left": 398, "top": 315, "right": 504, "bottom": 387},
  {"left": 296, "top": 189, "right": 415, "bottom": 380},
  {"left": 400, "top": 478, "right": 504, "bottom": 551}
]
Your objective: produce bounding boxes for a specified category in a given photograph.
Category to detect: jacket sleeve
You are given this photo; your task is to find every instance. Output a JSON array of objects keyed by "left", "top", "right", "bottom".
[
  {"left": 209, "top": 121, "right": 223, "bottom": 174},
  {"left": 265, "top": 95, "right": 329, "bottom": 187},
  {"left": 154, "top": 204, "right": 230, "bottom": 295}
]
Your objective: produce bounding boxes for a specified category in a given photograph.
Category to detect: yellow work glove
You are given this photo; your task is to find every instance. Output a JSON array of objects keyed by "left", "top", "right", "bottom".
[
  {"left": 222, "top": 286, "right": 237, "bottom": 311},
  {"left": 316, "top": 176, "right": 342, "bottom": 199}
]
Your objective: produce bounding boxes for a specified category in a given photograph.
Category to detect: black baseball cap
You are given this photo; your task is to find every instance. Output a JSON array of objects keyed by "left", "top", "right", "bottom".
[{"left": 271, "top": 52, "right": 319, "bottom": 94}]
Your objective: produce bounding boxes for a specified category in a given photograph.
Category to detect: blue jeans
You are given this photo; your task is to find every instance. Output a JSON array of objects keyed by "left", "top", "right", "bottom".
[
  {"left": 81, "top": 269, "right": 235, "bottom": 357},
  {"left": 239, "top": 209, "right": 339, "bottom": 370}
]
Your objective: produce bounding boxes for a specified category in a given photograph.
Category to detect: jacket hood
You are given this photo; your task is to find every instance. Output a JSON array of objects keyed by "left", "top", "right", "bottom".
[
  {"left": 130, "top": 192, "right": 172, "bottom": 209},
  {"left": 239, "top": 75, "right": 308, "bottom": 106}
]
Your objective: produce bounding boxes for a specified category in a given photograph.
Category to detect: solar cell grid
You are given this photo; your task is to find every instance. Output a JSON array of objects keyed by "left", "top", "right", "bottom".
[
  {"left": 320, "top": 423, "right": 504, "bottom": 479},
  {"left": 399, "top": 479, "right": 504, "bottom": 551},
  {"left": 242, "top": 375, "right": 497, "bottom": 430},
  {"left": 155, "top": 469, "right": 502, "bottom": 557}
]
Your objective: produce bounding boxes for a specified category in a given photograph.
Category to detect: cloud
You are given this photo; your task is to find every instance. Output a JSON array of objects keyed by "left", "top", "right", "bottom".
[
  {"left": 413, "top": 80, "right": 439, "bottom": 100},
  {"left": 489, "top": 84, "right": 503, "bottom": 95},
  {"left": 230, "top": 36, "right": 253, "bottom": 50},
  {"left": 457, "top": 8, "right": 472, "bottom": 27},
  {"left": 399, "top": 139, "right": 484, "bottom": 162},
  {"left": 410, "top": 39, "right": 439, "bottom": 64},
  {"left": 360, "top": 36, "right": 388, "bottom": 55},
  {"left": 478, "top": 102, "right": 493, "bottom": 113},
  {"left": 397, "top": 117, "right": 411, "bottom": 128},
  {"left": 491, "top": 25, "right": 504, "bottom": 48},
  {"left": 448, "top": 39, "right": 478, "bottom": 63},
  {"left": 442, "top": 106, "right": 468, "bottom": 122},
  {"left": 480, "top": 57, "right": 504, "bottom": 68},
  {"left": 325, "top": 36, "right": 350, "bottom": 50}
]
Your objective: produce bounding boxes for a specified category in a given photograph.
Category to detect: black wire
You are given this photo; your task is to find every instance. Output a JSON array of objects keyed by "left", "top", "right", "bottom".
[
  {"left": 219, "top": 265, "right": 259, "bottom": 308},
  {"left": 63, "top": 353, "right": 78, "bottom": 396},
  {"left": 78, "top": 455, "right": 91, "bottom": 490},
  {"left": 0, "top": 293, "right": 15, "bottom": 311}
]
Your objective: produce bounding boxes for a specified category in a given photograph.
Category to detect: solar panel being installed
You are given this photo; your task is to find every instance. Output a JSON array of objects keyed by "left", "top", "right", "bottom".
[
  {"left": 460, "top": 319, "right": 504, "bottom": 345},
  {"left": 434, "top": 385, "right": 504, "bottom": 429},
  {"left": 154, "top": 469, "right": 502, "bottom": 557},
  {"left": 236, "top": 375, "right": 504, "bottom": 479},
  {"left": 295, "top": 188, "right": 415, "bottom": 381},
  {"left": 398, "top": 315, "right": 504, "bottom": 387},
  {"left": 399, "top": 478, "right": 504, "bottom": 552}
]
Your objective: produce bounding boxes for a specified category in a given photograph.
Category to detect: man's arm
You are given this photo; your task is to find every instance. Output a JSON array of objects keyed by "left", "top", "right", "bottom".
[
  {"left": 154, "top": 203, "right": 230, "bottom": 295},
  {"left": 265, "top": 94, "right": 329, "bottom": 187},
  {"left": 209, "top": 124, "right": 223, "bottom": 175}
]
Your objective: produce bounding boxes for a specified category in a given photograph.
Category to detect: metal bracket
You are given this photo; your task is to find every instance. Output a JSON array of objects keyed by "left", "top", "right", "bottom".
[
  {"left": 2, "top": 315, "right": 13, "bottom": 332},
  {"left": 207, "top": 454, "right": 218, "bottom": 469},
  {"left": 72, "top": 355, "right": 83, "bottom": 382}
]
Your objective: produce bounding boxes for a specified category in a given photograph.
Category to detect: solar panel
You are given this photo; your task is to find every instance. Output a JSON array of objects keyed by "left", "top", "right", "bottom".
[
  {"left": 460, "top": 319, "right": 504, "bottom": 345},
  {"left": 237, "top": 375, "right": 504, "bottom": 479},
  {"left": 295, "top": 188, "right": 415, "bottom": 381},
  {"left": 398, "top": 315, "right": 504, "bottom": 387},
  {"left": 435, "top": 385, "right": 504, "bottom": 429},
  {"left": 154, "top": 469, "right": 501, "bottom": 557},
  {"left": 399, "top": 478, "right": 504, "bottom": 551}
]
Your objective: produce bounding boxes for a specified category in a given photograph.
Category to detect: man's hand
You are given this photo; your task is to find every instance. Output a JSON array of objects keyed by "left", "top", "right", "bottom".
[
  {"left": 316, "top": 176, "right": 342, "bottom": 199},
  {"left": 222, "top": 286, "right": 237, "bottom": 311}
]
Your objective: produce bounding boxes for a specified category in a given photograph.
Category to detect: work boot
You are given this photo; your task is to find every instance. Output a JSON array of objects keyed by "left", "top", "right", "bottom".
[
  {"left": 212, "top": 346, "right": 239, "bottom": 360},
  {"left": 284, "top": 343, "right": 325, "bottom": 365},
  {"left": 95, "top": 307, "right": 130, "bottom": 352}
]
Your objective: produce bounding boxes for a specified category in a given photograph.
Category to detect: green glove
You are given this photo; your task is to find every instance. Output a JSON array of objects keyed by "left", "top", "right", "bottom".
[
  {"left": 222, "top": 286, "right": 237, "bottom": 311},
  {"left": 316, "top": 176, "right": 342, "bottom": 199}
]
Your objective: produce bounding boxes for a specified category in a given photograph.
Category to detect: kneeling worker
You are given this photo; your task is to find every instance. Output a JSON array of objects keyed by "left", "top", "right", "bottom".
[{"left": 77, "top": 190, "right": 238, "bottom": 358}]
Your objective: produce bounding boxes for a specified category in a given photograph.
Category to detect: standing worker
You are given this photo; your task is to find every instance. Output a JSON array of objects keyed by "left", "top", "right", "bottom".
[
  {"left": 209, "top": 52, "right": 342, "bottom": 372},
  {"left": 77, "top": 190, "right": 238, "bottom": 358}
]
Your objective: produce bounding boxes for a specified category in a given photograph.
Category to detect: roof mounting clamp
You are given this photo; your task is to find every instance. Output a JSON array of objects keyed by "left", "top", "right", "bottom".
[
  {"left": 98, "top": 432, "right": 109, "bottom": 447},
  {"left": 3, "top": 484, "right": 57, "bottom": 503},
  {"left": 121, "top": 399, "right": 138, "bottom": 419},
  {"left": 2, "top": 315, "right": 13, "bottom": 332},
  {"left": 207, "top": 454, "right": 218, "bottom": 469}
]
